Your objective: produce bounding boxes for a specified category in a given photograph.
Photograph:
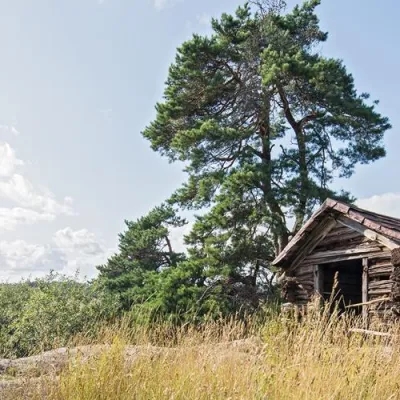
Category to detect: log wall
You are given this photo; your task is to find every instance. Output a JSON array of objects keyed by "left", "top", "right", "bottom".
[
  {"left": 390, "top": 248, "right": 400, "bottom": 319},
  {"left": 367, "top": 254, "right": 393, "bottom": 324},
  {"left": 287, "top": 223, "right": 394, "bottom": 321}
]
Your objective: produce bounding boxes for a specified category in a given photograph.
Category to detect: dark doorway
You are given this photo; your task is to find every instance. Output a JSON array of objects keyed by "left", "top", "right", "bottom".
[{"left": 322, "top": 260, "right": 363, "bottom": 314}]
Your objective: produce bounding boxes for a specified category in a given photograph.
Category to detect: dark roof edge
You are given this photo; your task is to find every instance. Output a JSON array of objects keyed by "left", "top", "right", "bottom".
[{"left": 272, "top": 198, "right": 400, "bottom": 268}]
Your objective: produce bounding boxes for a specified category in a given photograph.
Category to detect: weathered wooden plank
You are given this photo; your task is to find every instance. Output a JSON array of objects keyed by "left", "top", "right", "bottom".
[
  {"left": 370, "top": 257, "right": 392, "bottom": 265},
  {"left": 337, "top": 215, "right": 400, "bottom": 250},
  {"left": 369, "top": 294, "right": 393, "bottom": 301},
  {"left": 315, "top": 232, "right": 363, "bottom": 248},
  {"left": 294, "top": 295, "right": 311, "bottom": 301},
  {"left": 348, "top": 210, "right": 365, "bottom": 223},
  {"left": 379, "top": 225, "right": 400, "bottom": 240},
  {"left": 368, "top": 289, "right": 393, "bottom": 296},
  {"left": 368, "top": 280, "right": 393, "bottom": 290},
  {"left": 369, "top": 261, "right": 392, "bottom": 269},
  {"left": 345, "top": 296, "right": 389, "bottom": 309},
  {"left": 305, "top": 253, "right": 383, "bottom": 265},
  {"left": 288, "top": 217, "right": 337, "bottom": 272},
  {"left": 362, "top": 258, "right": 368, "bottom": 324},
  {"left": 297, "top": 281, "right": 314, "bottom": 288},
  {"left": 361, "top": 211, "right": 400, "bottom": 226},
  {"left": 325, "top": 224, "right": 352, "bottom": 235},
  {"left": 333, "top": 203, "right": 350, "bottom": 213},
  {"left": 313, "top": 265, "right": 323, "bottom": 297},
  {"left": 305, "top": 246, "right": 383, "bottom": 263},
  {"left": 369, "top": 268, "right": 392, "bottom": 276},
  {"left": 296, "top": 253, "right": 390, "bottom": 271},
  {"left": 368, "top": 251, "right": 393, "bottom": 260},
  {"left": 369, "top": 300, "right": 394, "bottom": 310},
  {"left": 315, "top": 237, "right": 371, "bottom": 253},
  {"left": 295, "top": 265, "right": 314, "bottom": 276},
  {"left": 294, "top": 285, "right": 312, "bottom": 292},
  {"left": 368, "top": 278, "right": 393, "bottom": 286},
  {"left": 349, "top": 328, "right": 393, "bottom": 338},
  {"left": 273, "top": 201, "right": 338, "bottom": 267},
  {"left": 294, "top": 291, "right": 310, "bottom": 297},
  {"left": 368, "top": 265, "right": 393, "bottom": 278}
]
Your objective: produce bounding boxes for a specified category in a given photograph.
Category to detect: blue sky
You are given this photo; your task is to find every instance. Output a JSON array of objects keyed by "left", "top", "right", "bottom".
[{"left": 0, "top": 0, "right": 399, "bottom": 281}]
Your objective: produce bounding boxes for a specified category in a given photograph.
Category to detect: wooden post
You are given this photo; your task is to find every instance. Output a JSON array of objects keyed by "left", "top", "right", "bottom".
[
  {"left": 362, "top": 258, "right": 369, "bottom": 326},
  {"left": 390, "top": 248, "right": 400, "bottom": 319},
  {"left": 313, "top": 265, "right": 324, "bottom": 299}
]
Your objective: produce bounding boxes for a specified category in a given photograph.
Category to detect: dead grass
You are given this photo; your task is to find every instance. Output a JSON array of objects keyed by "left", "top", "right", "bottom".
[{"left": 3, "top": 302, "right": 400, "bottom": 399}]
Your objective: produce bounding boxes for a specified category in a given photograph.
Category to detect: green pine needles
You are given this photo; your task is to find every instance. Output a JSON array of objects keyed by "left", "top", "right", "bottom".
[{"left": 98, "top": 0, "right": 391, "bottom": 319}]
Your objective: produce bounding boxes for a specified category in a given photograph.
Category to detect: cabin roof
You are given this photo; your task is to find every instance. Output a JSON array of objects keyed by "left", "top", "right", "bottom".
[{"left": 272, "top": 198, "right": 400, "bottom": 269}]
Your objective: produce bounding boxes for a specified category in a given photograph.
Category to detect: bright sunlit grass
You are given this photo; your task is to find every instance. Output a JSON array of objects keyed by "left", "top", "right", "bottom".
[{"left": 4, "top": 301, "right": 400, "bottom": 400}]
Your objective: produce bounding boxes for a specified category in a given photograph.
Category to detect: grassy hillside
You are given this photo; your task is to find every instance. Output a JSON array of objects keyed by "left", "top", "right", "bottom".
[{"left": 2, "top": 302, "right": 400, "bottom": 399}]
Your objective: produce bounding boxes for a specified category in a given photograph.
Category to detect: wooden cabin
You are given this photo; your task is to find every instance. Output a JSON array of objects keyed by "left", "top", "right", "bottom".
[{"left": 272, "top": 198, "right": 400, "bottom": 323}]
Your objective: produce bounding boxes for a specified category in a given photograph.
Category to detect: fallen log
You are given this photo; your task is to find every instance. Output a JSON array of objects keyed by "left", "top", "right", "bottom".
[
  {"left": 345, "top": 297, "right": 390, "bottom": 309},
  {"left": 348, "top": 328, "right": 393, "bottom": 338}
]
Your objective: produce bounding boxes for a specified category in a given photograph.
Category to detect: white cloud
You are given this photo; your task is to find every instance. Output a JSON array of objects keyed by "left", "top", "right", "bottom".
[
  {"left": 356, "top": 193, "right": 400, "bottom": 219},
  {"left": 99, "top": 108, "right": 113, "bottom": 124},
  {"left": 0, "top": 125, "right": 20, "bottom": 136},
  {"left": 0, "top": 140, "right": 75, "bottom": 220},
  {"left": 0, "top": 125, "right": 106, "bottom": 282},
  {"left": 0, "top": 142, "right": 24, "bottom": 177},
  {"left": 10, "top": 127, "right": 20, "bottom": 136},
  {"left": 52, "top": 227, "right": 114, "bottom": 277},
  {"left": 169, "top": 222, "right": 193, "bottom": 253},
  {"left": 0, "top": 174, "right": 75, "bottom": 216},
  {"left": 53, "top": 227, "right": 103, "bottom": 255},
  {"left": 0, "top": 207, "right": 54, "bottom": 231},
  {"left": 0, "top": 240, "right": 65, "bottom": 281},
  {"left": 153, "top": 0, "right": 182, "bottom": 11},
  {"left": 197, "top": 13, "right": 211, "bottom": 26},
  {"left": 0, "top": 228, "right": 114, "bottom": 282}
]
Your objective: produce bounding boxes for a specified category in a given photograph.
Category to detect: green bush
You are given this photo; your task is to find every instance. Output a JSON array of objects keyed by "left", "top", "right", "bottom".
[{"left": 0, "top": 272, "right": 119, "bottom": 358}]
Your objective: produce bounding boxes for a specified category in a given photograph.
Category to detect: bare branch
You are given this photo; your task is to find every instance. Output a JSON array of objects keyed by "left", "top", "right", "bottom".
[{"left": 249, "top": 0, "right": 287, "bottom": 15}]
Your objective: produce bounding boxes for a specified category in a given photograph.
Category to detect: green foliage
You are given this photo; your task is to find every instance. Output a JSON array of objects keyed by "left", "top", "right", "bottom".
[
  {"left": 97, "top": 202, "right": 274, "bottom": 320},
  {"left": 0, "top": 272, "right": 119, "bottom": 358},
  {"left": 0, "top": 281, "right": 32, "bottom": 357},
  {"left": 96, "top": 1, "right": 390, "bottom": 320},
  {"left": 98, "top": 204, "right": 190, "bottom": 314},
  {"left": 143, "top": 0, "right": 390, "bottom": 251},
  {"left": 1, "top": 2, "right": 391, "bottom": 350},
  {"left": 137, "top": 0, "right": 391, "bottom": 313}
]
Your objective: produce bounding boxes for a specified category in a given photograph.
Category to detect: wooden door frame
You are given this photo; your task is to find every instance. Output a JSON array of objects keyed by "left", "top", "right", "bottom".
[
  {"left": 313, "top": 265, "right": 324, "bottom": 299},
  {"left": 314, "top": 260, "right": 368, "bottom": 324},
  {"left": 362, "top": 258, "right": 369, "bottom": 325}
]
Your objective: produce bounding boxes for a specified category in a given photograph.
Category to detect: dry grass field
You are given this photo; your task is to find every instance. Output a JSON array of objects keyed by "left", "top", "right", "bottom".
[{"left": 2, "top": 303, "right": 400, "bottom": 399}]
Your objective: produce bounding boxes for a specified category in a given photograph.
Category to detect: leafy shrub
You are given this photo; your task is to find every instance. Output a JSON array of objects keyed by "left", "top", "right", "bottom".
[{"left": 0, "top": 272, "right": 119, "bottom": 358}]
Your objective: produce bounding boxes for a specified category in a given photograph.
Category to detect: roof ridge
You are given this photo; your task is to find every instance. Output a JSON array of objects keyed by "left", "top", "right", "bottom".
[{"left": 272, "top": 197, "right": 400, "bottom": 268}]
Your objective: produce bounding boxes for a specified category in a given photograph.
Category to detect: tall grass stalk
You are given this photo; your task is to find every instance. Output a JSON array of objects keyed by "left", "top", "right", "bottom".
[{"left": 6, "top": 300, "right": 400, "bottom": 399}]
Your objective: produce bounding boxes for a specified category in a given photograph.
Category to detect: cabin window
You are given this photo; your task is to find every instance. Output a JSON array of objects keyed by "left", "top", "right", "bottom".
[{"left": 321, "top": 260, "right": 363, "bottom": 314}]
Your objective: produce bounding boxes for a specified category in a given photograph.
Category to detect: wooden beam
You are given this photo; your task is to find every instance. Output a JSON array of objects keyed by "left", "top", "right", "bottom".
[
  {"left": 272, "top": 200, "right": 335, "bottom": 267},
  {"left": 337, "top": 215, "right": 400, "bottom": 250},
  {"left": 287, "top": 217, "right": 337, "bottom": 272},
  {"left": 345, "top": 296, "right": 389, "bottom": 309},
  {"left": 276, "top": 271, "right": 286, "bottom": 284},
  {"left": 368, "top": 262, "right": 393, "bottom": 278},
  {"left": 349, "top": 328, "right": 393, "bottom": 338},
  {"left": 304, "top": 251, "right": 392, "bottom": 265},
  {"left": 313, "top": 265, "right": 324, "bottom": 297},
  {"left": 304, "top": 247, "right": 383, "bottom": 265},
  {"left": 362, "top": 258, "right": 369, "bottom": 325}
]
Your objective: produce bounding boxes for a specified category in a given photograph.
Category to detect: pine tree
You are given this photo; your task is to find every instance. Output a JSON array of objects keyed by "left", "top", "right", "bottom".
[
  {"left": 142, "top": 0, "right": 390, "bottom": 306},
  {"left": 100, "top": 1, "right": 391, "bottom": 317},
  {"left": 97, "top": 204, "right": 186, "bottom": 310}
]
